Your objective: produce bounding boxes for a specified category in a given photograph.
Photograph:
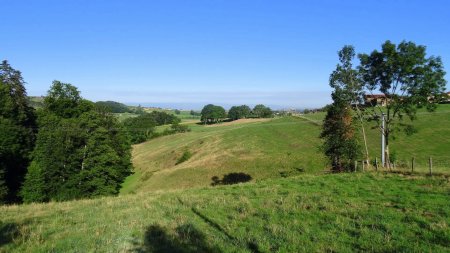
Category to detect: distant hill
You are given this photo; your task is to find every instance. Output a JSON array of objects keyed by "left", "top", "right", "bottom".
[{"left": 95, "top": 101, "right": 132, "bottom": 113}]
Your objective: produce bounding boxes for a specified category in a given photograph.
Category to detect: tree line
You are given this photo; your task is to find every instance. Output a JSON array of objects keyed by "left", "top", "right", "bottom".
[
  {"left": 200, "top": 104, "right": 273, "bottom": 124},
  {"left": 0, "top": 61, "right": 188, "bottom": 204}
]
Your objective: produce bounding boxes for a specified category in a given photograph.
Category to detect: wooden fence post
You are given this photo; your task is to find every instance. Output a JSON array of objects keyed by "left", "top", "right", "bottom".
[
  {"left": 375, "top": 157, "right": 378, "bottom": 171},
  {"left": 354, "top": 161, "right": 357, "bottom": 172},
  {"left": 429, "top": 157, "right": 432, "bottom": 176},
  {"left": 362, "top": 160, "right": 365, "bottom": 172},
  {"left": 411, "top": 157, "right": 415, "bottom": 173}
]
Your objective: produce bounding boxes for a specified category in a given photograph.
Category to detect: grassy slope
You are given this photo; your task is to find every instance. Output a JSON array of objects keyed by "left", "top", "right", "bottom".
[
  {"left": 124, "top": 105, "right": 450, "bottom": 194},
  {"left": 302, "top": 104, "right": 450, "bottom": 173},
  {"left": 124, "top": 117, "right": 326, "bottom": 194},
  {"left": 1, "top": 173, "right": 448, "bottom": 252}
]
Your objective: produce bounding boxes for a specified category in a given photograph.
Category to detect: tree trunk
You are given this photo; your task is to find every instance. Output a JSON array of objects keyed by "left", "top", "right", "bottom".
[
  {"left": 355, "top": 105, "right": 370, "bottom": 167},
  {"left": 385, "top": 131, "right": 390, "bottom": 169}
]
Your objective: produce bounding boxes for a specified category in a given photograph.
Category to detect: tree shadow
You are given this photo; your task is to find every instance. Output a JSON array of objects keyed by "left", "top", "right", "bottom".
[
  {"left": 211, "top": 173, "right": 252, "bottom": 186},
  {"left": 134, "top": 223, "right": 221, "bottom": 253},
  {"left": 0, "top": 222, "right": 21, "bottom": 247}
]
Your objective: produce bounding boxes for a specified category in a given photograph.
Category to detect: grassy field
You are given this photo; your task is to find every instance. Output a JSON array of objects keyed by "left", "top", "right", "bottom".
[
  {"left": 1, "top": 173, "right": 448, "bottom": 252},
  {"left": 123, "top": 105, "right": 450, "bottom": 194},
  {"left": 124, "top": 117, "right": 326, "bottom": 194},
  {"left": 301, "top": 104, "right": 450, "bottom": 174},
  {"left": 1, "top": 106, "right": 449, "bottom": 252}
]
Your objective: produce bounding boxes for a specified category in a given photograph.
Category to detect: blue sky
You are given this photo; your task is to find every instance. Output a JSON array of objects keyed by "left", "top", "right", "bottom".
[{"left": 2, "top": 0, "right": 449, "bottom": 109}]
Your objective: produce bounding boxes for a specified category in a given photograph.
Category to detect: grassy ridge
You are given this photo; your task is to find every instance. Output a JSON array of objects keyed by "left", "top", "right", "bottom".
[
  {"left": 125, "top": 117, "right": 326, "bottom": 194},
  {"left": 1, "top": 173, "right": 448, "bottom": 252},
  {"left": 302, "top": 104, "right": 450, "bottom": 173},
  {"left": 125, "top": 105, "right": 450, "bottom": 194}
]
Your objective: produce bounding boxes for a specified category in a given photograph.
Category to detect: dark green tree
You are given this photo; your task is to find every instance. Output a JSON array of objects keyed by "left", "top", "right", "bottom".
[
  {"left": 95, "top": 101, "right": 131, "bottom": 113},
  {"left": 358, "top": 40, "right": 447, "bottom": 166},
  {"left": 330, "top": 45, "right": 370, "bottom": 165},
  {"left": 252, "top": 104, "right": 273, "bottom": 118},
  {"left": 21, "top": 82, "right": 132, "bottom": 202},
  {"left": 123, "top": 114, "right": 157, "bottom": 144},
  {"left": 200, "top": 104, "right": 226, "bottom": 124},
  {"left": 228, "top": 105, "right": 251, "bottom": 120},
  {"left": 0, "top": 60, "right": 36, "bottom": 203},
  {"left": 321, "top": 89, "right": 360, "bottom": 172}
]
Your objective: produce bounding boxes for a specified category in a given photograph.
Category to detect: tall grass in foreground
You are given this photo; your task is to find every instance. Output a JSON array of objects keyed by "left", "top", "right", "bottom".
[{"left": 1, "top": 172, "right": 449, "bottom": 252}]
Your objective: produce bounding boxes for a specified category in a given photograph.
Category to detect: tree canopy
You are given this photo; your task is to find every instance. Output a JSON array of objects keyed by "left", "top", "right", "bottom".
[
  {"left": 358, "top": 40, "right": 447, "bottom": 166},
  {"left": 252, "top": 104, "right": 273, "bottom": 118},
  {"left": 21, "top": 82, "right": 132, "bottom": 202},
  {"left": 0, "top": 60, "right": 37, "bottom": 203},
  {"left": 228, "top": 105, "right": 251, "bottom": 120},
  {"left": 95, "top": 101, "right": 131, "bottom": 113},
  {"left": 200, "top": 104, "right": 226, "bottom": 124}
]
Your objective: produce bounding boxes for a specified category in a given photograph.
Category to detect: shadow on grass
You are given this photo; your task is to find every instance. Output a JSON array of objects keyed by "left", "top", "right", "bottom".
[
  {"left": 211, "top": 173, "right": 252, "bottom": 186},
  {"left": 134, "top": 223, "right": 221, "bottom": 253},
  {"left": 0, "top": 222, "right": 22, "bottom": 247}
]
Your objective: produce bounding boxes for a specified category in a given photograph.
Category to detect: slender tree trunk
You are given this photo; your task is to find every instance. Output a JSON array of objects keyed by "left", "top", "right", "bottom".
[
  {"left": 385, "top": 131, "right": 390, "bottom": 169},
  {"left": 355, "top": 105, "right": 370, "bottom": 167}
]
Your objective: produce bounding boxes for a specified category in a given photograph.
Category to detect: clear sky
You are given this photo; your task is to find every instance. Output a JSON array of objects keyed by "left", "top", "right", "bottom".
[{"left": 2, "top": 0, "right": 449, "bottom": 109}]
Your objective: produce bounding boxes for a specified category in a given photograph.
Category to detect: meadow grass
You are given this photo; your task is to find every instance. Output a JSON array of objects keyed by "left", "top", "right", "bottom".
[
  {"left": 301, "top": 104, "right": 450, "bottom": 173},
  {"left": 127, "top": 117, "right": 326, "bottom": 193},
  {"left": 126, "top": 105, "right": 450, "bottom": 194},
  {"left": 1, "top": 173, "right": 448, "bottom": 252}
]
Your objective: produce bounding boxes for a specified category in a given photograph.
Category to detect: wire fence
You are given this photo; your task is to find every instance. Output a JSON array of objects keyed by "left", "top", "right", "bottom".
[{"left": 354, "top": 157, "right": 450, "bottom": 175}]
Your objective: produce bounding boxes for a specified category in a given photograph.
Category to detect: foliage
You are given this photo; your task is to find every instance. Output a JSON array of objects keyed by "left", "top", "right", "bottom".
[
  {"left": 200, "top": 104, "right": 226, "bottom": 124},
  {"left": 174, "top": 109, "right": 181, "bottom": 115},
  {"left": 322, "top": 47, "right": 361, "bottom": 172},
  {"left": 321, "top": 90, "right": 360, "bottom": 171},
  {"left": 95, "top": 101, "right": 131, "bottom": 113},
  {"left": 252, "top": 104, "right": 273, "bottom": 118},
  {"left": 358, "top": 40, "right": 447, "bottom": 164},
  {"left": 122, "top": 111, "right": 181, "bottom": 144},
  {"left": 0, "top": 60, "right": 36, "bottom": 203},
  {"left": 148, "top": 111, "right": 180, "bottom": 125},
  {"left": 190, "top": 110, "right": 201, "bottom": 116},
  {"left": 167, "top": 123, "right": 191, "bottom": 133},
  {"left": 21, "top": 82, "right": 132, "bottom": 202},
  {"left": 176, "top": 150, "right": 192, "bottom": 165},
  {"left": 122, "top": 114, "right": 157, "bottom": 144},
  {"left": 228, "top": 105, "right": 251, "bottom": 120}
]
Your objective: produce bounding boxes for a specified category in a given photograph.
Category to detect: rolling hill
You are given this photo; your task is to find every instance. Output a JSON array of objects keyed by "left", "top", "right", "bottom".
[
  {"left": 1, "top": 105, "right": 449, "bottom": 252},
  {"left": 123, "top": 104, "right": 450, "bottom": 194}
]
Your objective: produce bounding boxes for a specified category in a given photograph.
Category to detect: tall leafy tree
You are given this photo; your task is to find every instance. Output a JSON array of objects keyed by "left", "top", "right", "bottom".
[
  {"left": 329, "top": 46, "right": 370, "bottom": 165},
  {"left": 321, "top": 89, "right": 360, "bottom": 172},
  {"left": 358, "top": 41, "right": 447, "bottom": 166},
  {"left": 0, "top": 60, "right": 36, "bottom": 203},
  {"left": 21, "top": 82, "right": 132, "bottom": 202}
]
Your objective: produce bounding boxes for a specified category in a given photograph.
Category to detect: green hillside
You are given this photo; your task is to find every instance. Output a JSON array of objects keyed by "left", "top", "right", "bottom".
[
  {"left": 1, "top": 106, "right": 449, "bottom": 252},
  {"left": 124, "top": 117, "right": 326, "bottom": 194},
  {"left": 301, "top": 104, "right": 450, "bottom": 172},
  {"left": 124, "top": 105, "right": 450, "bottom": 194},
  {"left": 1, "top": 173, "right": 448, "bottom": 252}
]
